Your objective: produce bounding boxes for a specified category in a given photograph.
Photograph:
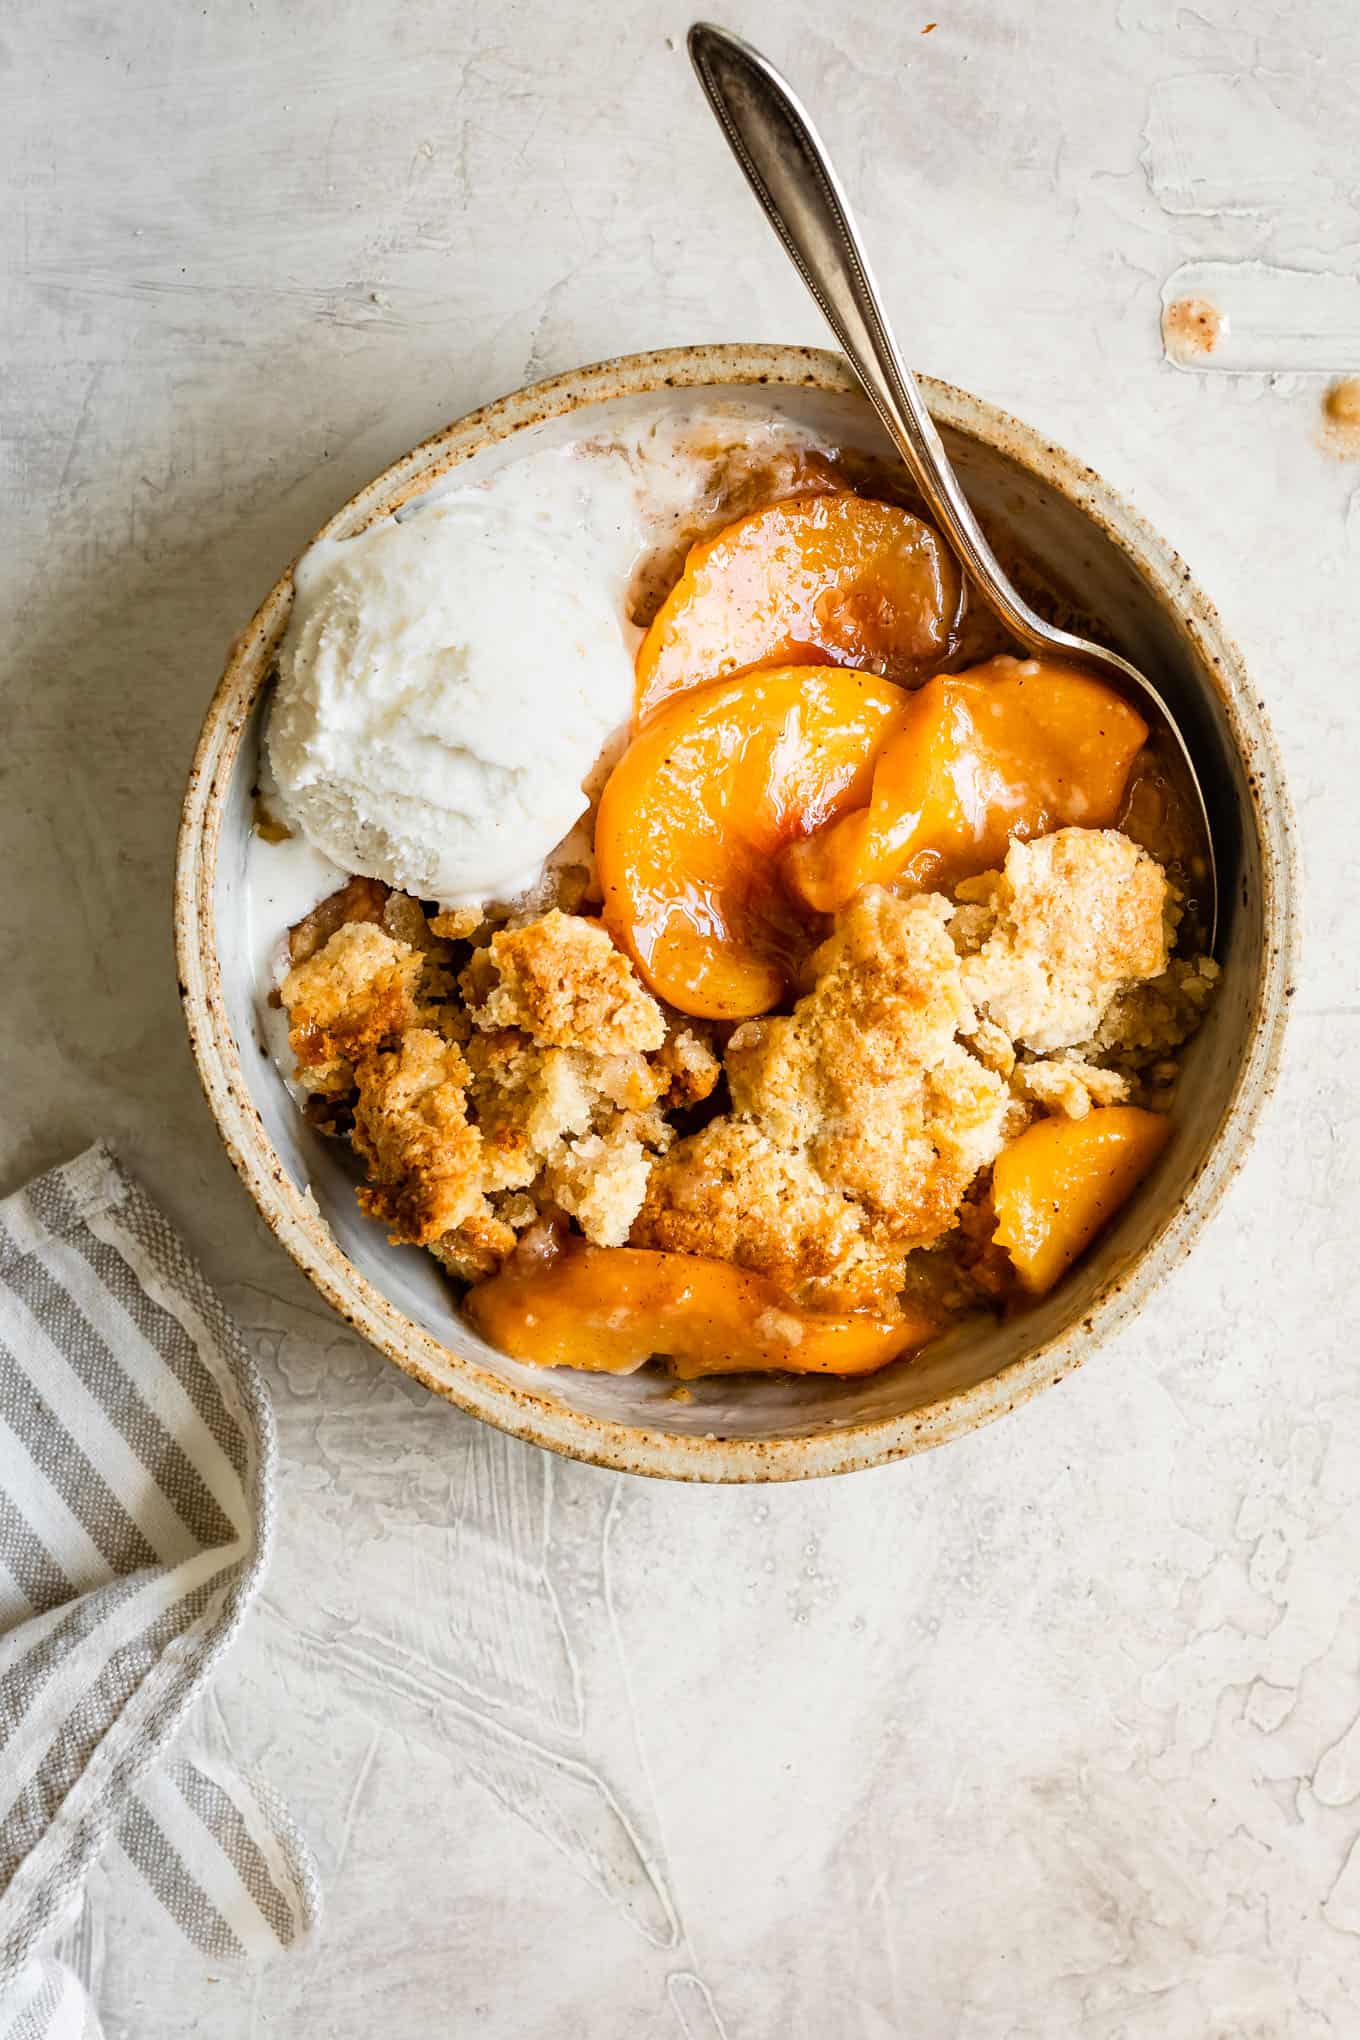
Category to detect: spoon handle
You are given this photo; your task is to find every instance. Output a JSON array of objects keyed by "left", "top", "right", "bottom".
[{"left": 687, "top": 20, "right": 1053, "bottom": 654}]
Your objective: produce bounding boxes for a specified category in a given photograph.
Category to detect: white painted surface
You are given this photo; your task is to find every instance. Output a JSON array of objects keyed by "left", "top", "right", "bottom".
[{"left": 2, "top": 1, "right": 1357, "bottom": 2032}]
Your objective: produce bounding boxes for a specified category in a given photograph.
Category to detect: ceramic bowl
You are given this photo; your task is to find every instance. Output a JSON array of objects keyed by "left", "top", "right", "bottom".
[{"left": 175, "top": 343, "right": 1296, "bottom": 1481}]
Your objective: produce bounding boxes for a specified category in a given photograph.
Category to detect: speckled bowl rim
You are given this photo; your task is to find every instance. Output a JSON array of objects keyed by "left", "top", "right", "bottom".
[{"left": 175, "top": 342, "right": 1297, "bottom": 1483}]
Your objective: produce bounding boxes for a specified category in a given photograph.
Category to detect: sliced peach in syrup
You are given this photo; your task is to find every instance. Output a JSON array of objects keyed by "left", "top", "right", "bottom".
[
  {"left": 784, "top": 656, "right": 1149, "bottom": 913},
  {"left": 465, "top": 1239, "right": 932, "bottom": 1377},
  {"left": 991, "top": 1106, "right": 1172, "bottom": 1296},
  {"left": 634, "top": 492, "right": 962, "bottom": 723},
  {"left": 596, "top": 665, "right": 906, "bottom": 1020}
]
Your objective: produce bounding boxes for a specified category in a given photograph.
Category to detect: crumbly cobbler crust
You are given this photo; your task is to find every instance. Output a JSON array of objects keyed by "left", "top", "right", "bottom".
[
  {"left": 281, "top": 887, "right": 720, "bottom": 1272},
  {"left": 279, "top": 824, "right": 1213, "bottom": 1325},
  {"left": 636, "top": 890, "right": 1016, "bottom": 1308},
  {"left": 461, "top": 911, "right": 666, "bottom": 1055},
  {"left": 957, "top": 829, "right": 1173, "bottom": 1054}
]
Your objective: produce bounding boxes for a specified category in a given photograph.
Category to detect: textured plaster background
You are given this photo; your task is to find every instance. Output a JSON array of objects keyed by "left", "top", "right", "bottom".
[{"left": 3, "top": 1, "right": 1358, "bottom": 2032}]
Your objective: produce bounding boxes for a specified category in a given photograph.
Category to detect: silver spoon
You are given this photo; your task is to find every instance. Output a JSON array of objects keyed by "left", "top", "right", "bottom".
[{"left": 688, "top": 20, "right": 1217, "bottom": 946}]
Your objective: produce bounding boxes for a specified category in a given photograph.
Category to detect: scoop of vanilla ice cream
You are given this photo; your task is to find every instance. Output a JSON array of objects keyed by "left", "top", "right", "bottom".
[{"left": 267, "top": 493, "right": 637, "bottom": 905}]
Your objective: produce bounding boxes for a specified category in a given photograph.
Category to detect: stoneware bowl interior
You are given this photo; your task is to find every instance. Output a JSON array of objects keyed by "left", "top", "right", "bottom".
[{"left": 176, "top": 344, "right": 1295, "bottom": 1481}]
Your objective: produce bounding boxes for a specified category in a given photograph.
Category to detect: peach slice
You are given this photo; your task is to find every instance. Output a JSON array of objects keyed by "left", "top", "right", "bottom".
[
  {"left": 634, "top": 491, "right": 962, "bottom": 722},
  {"left": 991, "top": 1105, "right": 1172, "bottom": 1295},
  {"left": 785, "top": 656, "right": 1149, "bottom": 912},
  {"left": 596, "top": 665, "right": 907, "bottom": 1019},
  {"left": 465, "top": 1239, "right": 932, "bottom": 1377}
]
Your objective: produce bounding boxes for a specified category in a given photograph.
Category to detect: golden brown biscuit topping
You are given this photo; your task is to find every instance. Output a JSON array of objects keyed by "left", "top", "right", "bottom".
[
  {"left": 959, "top": 828, "right": 1172, "bottom": 1055},
  {"left": 461, "top": 909, "right": 665, "bottom": 1053}
]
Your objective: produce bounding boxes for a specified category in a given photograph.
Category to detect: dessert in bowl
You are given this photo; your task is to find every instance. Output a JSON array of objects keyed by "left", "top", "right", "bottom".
[{"left": 177, "top": 344, "right": 1294, "bottom": 1480}]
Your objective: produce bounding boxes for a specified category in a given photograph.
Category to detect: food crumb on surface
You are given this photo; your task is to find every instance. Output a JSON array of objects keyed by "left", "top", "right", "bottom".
[
  {"left": 1325, "top": 378, "right": 1360, "bottom": 424},
  {"left": 1162, "top": 296, "right": 1224, "bottom": 362},
  {"left": 1320, "top": 377, "right": 1360, "bottom": 459}
]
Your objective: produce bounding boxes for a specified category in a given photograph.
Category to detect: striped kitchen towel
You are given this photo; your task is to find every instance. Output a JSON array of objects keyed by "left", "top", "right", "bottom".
[{"left": 0, "top": 1143, "right": 319, "bottom": 2028}]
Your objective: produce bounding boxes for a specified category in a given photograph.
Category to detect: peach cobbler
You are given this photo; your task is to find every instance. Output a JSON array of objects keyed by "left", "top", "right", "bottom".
[{"left": 260, "top": 411, "right": 1215, "bottom": 1381}]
